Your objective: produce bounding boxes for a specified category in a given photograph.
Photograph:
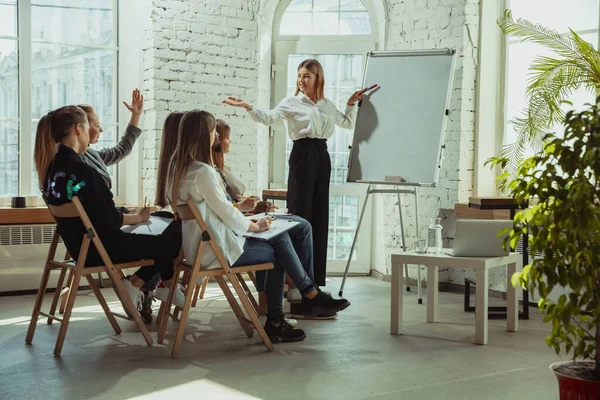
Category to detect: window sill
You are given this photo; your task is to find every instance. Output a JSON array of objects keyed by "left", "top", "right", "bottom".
[
  {"left": 0, "top": 207, "right": 54, "bottom": 225},
  {"left": 0, "top": 204, "right": 147, "bottom": 225}
]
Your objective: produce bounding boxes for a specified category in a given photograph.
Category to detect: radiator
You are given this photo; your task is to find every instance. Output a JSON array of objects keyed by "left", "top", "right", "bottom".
[{"left": 0, "top": 224, "right": 67, "bottom": 293}]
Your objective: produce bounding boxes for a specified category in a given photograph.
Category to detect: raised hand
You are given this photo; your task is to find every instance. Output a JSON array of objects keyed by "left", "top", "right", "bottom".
[
  {"left": 123, "top": 89, "right": 144, "bottom": 126},
  {"left": 223, "top": 96, "right": 251, "bottom": 111}
]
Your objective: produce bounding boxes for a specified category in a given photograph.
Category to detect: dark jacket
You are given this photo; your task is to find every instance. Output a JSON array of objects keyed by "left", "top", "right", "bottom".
[{"left": 44, "top": 145, "right": 125, "bottom": 263}]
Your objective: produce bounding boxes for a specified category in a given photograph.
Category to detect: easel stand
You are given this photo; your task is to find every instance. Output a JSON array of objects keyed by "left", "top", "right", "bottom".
[{"left": 339, "top": 184, "right": 425, "bottom": 304}]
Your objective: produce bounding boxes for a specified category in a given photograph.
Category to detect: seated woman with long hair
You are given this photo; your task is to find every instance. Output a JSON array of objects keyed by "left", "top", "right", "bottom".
[
  {"left": 167, "top": 109, "right": 350, "bottom": 342},
  {"left": 211, "top": 119, "right": 336, "bottom": 320},
  {"left": 34, "top": 105, "right": 184, "bottom": 318}
]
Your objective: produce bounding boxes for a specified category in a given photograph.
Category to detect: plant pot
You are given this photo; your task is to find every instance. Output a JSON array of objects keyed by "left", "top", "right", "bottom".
[{"left": 551, "top": 361, "right": 600, "bottom": 400}]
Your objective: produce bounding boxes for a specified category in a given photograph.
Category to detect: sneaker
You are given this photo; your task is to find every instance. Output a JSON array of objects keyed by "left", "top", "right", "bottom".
[
  {"left": 285, "top": 317, "right": 298, "bottom": 327},
  {"left": 264, "top": 315, "right": 306, "bottom": 343},
  {"left": 289, "top": 303, "right": 337, "bottom": 320},
  {"left": 286, "top": 288, "right": 302, "bottom": 303},
  {"left": 302, "top": 290, "right": 350, "bottom": 317},
  {"left": 119, "top": 277, "right": 143, "bottom": 318},
  {"left": 154, "top": 283, "right": 186, "bottom": 308},
  {"left": 139, "top": 288, "right": 155, "bottom": 324}
]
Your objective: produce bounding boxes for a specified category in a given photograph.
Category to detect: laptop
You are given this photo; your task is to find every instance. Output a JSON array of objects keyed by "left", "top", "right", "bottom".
[{"left": 451, "top": 219, "right": 513, "bottom": 257}]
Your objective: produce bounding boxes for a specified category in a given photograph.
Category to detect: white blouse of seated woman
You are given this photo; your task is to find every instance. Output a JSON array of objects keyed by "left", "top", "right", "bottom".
[{"left": 166, "top": 109, "right": 351, "bottom": 342}]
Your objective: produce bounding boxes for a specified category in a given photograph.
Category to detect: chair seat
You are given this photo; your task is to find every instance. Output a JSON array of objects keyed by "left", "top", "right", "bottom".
[{"left": 48, "top": 259, "right": 154, "bottom": 274}]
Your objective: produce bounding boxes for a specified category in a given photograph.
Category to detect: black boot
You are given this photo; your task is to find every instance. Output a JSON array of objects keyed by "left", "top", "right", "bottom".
[
  {"left": 264, "top": 315, "right": 306, "bottom": 343},
  {"left": 289, "top": 303, "right": 337, "bottom": 320},
  {"left": 302, "top": 290, "right": 350, "bottom": 317}
]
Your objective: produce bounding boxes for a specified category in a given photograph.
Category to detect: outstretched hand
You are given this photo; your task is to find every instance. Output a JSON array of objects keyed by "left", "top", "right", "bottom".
[
  {"left": 347, "top": 88, "right": 369, "bottom": 106},
  {"left": 223, "top": 96, "right": 251, "bottom": 111}
]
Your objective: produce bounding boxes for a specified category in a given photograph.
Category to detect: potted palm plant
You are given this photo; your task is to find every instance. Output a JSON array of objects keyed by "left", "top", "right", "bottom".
[
  {"left": 498, "top": 9, "right": 600, "bottom": 179},
  {"left": 488, "top": 99, "right": 600, "bottom": 398}
]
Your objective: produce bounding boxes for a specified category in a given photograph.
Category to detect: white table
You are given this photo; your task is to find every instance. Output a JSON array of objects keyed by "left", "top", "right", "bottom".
[{"left": 390, "top": 250, "right": 521, "bottom": 345}]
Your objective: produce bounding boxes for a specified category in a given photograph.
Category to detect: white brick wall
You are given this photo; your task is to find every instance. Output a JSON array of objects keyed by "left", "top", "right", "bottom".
[
  {"left": 141, "top": 0, "right": 489, "bottom": 289},
  {"left": 372, "top": 0, "right": 478, "bottom": 281},
  {"left": 142, "top": 0, "right": 267, "bottom": 201}
]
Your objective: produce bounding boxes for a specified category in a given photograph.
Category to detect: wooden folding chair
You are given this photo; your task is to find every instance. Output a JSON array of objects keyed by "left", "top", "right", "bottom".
[
  {"left": 192, "top": 271, "right": 257, "bottom": 310},
  {"left": 26, "top": 197, "right": 155, "bottom": 356},
  {"left": 157, "top": 199, "right": 275, "bottom": 356}
]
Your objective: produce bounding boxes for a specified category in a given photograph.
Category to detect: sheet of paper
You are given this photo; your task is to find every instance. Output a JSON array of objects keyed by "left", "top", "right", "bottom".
[
  {"left": 243, "top": 218, "right": 299, "bottom": 241},
  {"left": 246, "top": 212, "right": 293, "bottom": 220},
  {"left": 121, "top": 216, "right": 172, "bottom": 236}
]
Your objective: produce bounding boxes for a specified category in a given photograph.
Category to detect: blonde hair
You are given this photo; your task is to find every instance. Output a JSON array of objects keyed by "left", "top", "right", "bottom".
[
  {"left": 167, "top": 110, "right": 217, "bottom": 207},
  {"left": 295, "top": 59, "right": 325, "bottom": 101},
  {"left": 155, "top": 112, "right": 185, "bottom": 207},
  {"left": 34, "top": 106, "right": 88, "bottom": 189}
]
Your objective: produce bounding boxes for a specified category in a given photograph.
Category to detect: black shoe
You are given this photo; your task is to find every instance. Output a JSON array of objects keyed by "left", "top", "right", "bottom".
[
  {"left": 289, "top": 303, "right": 337, "bottom": 320},
  {"left": 139, "top": 288, "right": 154, "bottom": 324},
  {"left": 264, "top": 315, "right": 306, "bottom": 343},
  {"left": 302, "top": 291, "right": 350, "bottom": 317}
]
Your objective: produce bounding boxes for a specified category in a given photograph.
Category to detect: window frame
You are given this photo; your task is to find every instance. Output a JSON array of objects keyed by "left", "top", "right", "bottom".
[
  {"left": 484, "top": 0, "right": 600, "bottom": 195},
  {"left": 0, "top": 0, "right": 122, "bottom": 204}
]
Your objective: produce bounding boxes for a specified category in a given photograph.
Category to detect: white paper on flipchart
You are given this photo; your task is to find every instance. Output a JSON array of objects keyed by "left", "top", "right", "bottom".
[
  {"left": 243, "top": 218, "right": 299, "bottom": 241},
  {"left": 121, "top": 216, "right": 172, "bottom": 236}
]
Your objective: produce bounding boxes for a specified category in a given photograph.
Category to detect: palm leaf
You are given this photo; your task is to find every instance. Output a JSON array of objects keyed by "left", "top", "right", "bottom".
[{"left": 498, "top": 9, "right": 600, "bottom": 181}]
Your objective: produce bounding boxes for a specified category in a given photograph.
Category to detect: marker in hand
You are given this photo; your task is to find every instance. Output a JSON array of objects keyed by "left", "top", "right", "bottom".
[{"left": 366, "top": 84, "right": 378, "bottom": 91}]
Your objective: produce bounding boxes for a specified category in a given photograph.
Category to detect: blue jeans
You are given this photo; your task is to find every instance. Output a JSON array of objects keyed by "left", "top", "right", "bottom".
[
  {"left": 233, "top": 225, "right": 315, "bottom": 319},
  {"left": 254, "top": 216, "right": 314, "bottom": 292}
]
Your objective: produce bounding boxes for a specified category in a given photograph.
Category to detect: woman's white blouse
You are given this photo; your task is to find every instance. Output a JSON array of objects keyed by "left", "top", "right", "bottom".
[
  {"left": 247, "top": 94, "right": 357, "bottom": 140},
  {"left": 173, "top": 161, "right": 250, "bottom": 269}
]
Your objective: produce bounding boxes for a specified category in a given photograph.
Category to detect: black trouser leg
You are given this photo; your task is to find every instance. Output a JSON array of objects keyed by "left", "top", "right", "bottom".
[
  {"left": 87, "top": 221, "right": 182, "bottom": 283},
  {"left": 287, "top": 139, "right": 330, "bottom": 286}
]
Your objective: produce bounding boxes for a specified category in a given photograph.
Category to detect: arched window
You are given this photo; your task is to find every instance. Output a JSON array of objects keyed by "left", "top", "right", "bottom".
[
  {"left": 271, "top": 0, "right": 379, "bottom": 273},
  {"left": 279, "top": 0, "right": 372, "bottom": 35}
]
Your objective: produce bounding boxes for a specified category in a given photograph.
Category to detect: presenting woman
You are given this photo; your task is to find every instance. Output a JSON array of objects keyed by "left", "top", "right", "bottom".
[{"left": 223, "top": 59, "right": 367, "bottom": 286}]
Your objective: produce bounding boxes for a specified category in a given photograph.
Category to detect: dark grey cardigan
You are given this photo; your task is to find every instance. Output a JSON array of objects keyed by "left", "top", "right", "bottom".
[{"left": 84, "top": 124, "right": 142, "bottom": 189}]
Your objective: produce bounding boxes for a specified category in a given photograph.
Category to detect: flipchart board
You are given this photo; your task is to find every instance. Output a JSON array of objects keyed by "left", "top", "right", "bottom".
[{"left": 347, "top": 49, "right": 456, "bottom": 186}]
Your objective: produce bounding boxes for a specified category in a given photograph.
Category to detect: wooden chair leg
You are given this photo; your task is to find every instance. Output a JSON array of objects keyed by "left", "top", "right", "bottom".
[
  {"left": 226, "top": 272, "right": 273, "bottom": 352},
  {"left": 47, "top": 267, "right": 68, "bottom": 325},
  {"left": 53, "top": 267, "right": 84, "bottom": 356},
  {"left": 191, "top": 282, "right": 201, "bottom": 307},
  {"left": 59, "top": 269, "right": 75, "bottom": 314},
  {"left": 85, "top": 274, "right": 121, "bottom": 335},
  {"left": 236, "top": 273, "right": 258, "bottom": 313},
  {"left": 25, "top": 263, "right": 52, "bottom": 344},
  {"left": 106, "top": 267, "right": 153, "bottom": 346},
  {"left": 97, "top": 272, "right": 104, "bottom": 288},
  {"left": 199, "top": 276, "right": 209, "bottom": 299},
  {"left": 247, "top": 271, "right": 257, "bottom": 287},
  {"left": 157, "top": 267, "right": 182, "bottom": 344},
  {"left": 215, "top": 276, "right": 254, "bottom": 338},
  {"left": 171, "top": 268, "right": 202, "bottom": 357}
]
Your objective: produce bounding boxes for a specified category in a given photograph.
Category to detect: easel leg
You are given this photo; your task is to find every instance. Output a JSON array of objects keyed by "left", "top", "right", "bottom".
[
  {"left": 340, "top": 184, "right": 371, "bottom": 296},
  {"left": 397, "top": 193, "right": 414, "bottom": 297},
  {"left": 414, "top": 187, "right": 423, "bottom": 304}
]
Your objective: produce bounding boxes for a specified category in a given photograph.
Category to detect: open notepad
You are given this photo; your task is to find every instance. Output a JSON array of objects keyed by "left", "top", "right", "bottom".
[
  {"left": 121, "top": 216, "right": 172, "bottom": 236},
  {"left": 243, "top": 214, "right": 299, "bottom": 241}
]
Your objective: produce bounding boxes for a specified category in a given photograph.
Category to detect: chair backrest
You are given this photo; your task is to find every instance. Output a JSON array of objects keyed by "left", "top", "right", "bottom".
[
  {"left": 45, "top": 196, "right": 115, "bottom": 269},
  {"left": 47, "top": 202, "right": 79, "bottom": 218},
  {"left": 176, "top": 199, "right": 232, "bottom": 272}
]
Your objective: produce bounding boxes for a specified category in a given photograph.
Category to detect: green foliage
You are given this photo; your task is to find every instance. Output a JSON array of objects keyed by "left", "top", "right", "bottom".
[
  {"left": 487, "top": 99, "right": 600, "bottom": 379},
  {"left": 498, "top": 9, "right": 600, "bottom": 183}
]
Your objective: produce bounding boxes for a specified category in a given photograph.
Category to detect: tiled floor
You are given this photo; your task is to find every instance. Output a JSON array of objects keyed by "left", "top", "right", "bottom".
[{"left": 0, "top": 277, "right": 561, "bottom": 399}]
